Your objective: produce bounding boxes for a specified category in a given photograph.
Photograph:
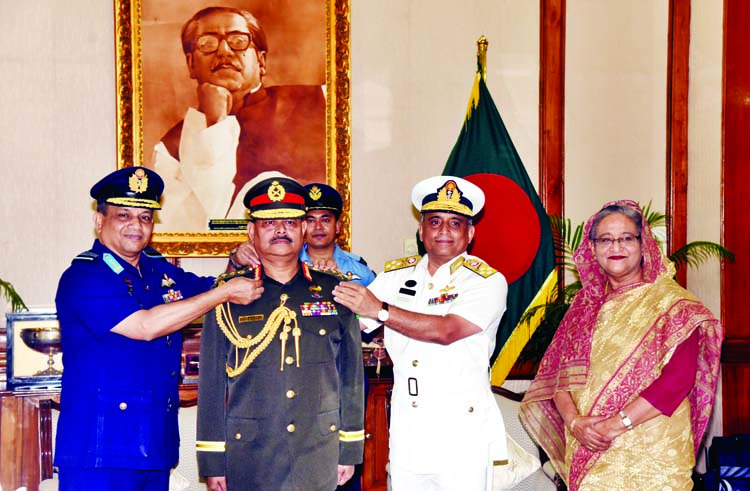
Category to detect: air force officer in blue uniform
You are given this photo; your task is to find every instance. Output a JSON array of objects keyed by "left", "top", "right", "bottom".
[{"left": 54, "top": 166, "right": 259, "bottom": 491}]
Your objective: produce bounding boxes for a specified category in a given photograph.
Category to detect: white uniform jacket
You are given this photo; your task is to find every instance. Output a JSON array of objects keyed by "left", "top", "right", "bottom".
[{"left": 362, "top": 253, "right": 508, "bottom": 473}]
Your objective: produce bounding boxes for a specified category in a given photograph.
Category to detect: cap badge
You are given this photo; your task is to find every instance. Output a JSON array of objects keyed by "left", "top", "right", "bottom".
[
  {"left": 436, "top": 180, "right": 461, "bottom": 205},
  {"left": 128, "top": 168, "right": 149, "bottom": 193},
  {"left": 308, "top": 186, "right": 322, "bottom": 201},
  {"left": 268, "top": 180, "right": 286, "bottom": 202}
]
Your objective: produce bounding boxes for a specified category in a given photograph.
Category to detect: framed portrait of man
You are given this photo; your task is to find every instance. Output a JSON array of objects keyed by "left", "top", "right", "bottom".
[{"left": 115, "top": 0, "right": 351, "bottom": 256}]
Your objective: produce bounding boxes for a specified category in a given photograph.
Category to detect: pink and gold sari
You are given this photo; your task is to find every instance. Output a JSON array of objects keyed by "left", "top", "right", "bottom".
[{"left": 519, "top": 200, "right": 723, "bottom": 490}]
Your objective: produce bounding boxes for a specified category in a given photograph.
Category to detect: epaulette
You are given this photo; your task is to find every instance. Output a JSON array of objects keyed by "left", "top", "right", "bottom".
[
  {"left": 213, "top": 265, "right": 260, "bottom": 287},
  {"left": 308, "top": 264, "right": 362, "bottom": 282},
  {"left": 463, "top": 258, "right": 497, "bottom": 278},
  {"left": 143, "top": 246, "right": 166, "bottom": 261},
  {"left": 72, "top": 250, "right": 98, "bottom": 263},
  {"left": 383, "top": 255, "right": 420, "bottom": 273}
]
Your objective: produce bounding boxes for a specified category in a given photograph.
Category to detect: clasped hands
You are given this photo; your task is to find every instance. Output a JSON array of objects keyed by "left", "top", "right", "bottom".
[{"left": 570, "top": 414, "right": 628, "bottom": 453}]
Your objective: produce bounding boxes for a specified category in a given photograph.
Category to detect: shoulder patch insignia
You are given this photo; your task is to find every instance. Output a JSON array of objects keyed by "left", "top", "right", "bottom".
[
  {"left": 213, "top": 265, "right": 260, "bottom": 287},
  {"left": 384, "top": 255, "right": 420, "bottom": 273},
  {"left": 72, "top": 250, "right": 98, "bottom": 263},
  {"left": 463, "top": 259, "right": 497, "bottom": 278},
  {"left": 307, "top": 265, "right": 361, "bottom": 282}
]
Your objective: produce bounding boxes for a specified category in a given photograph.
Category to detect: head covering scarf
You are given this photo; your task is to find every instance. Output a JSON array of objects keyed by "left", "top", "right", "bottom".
[{"left": 519, "top": 199, "right": 723, "bottom": 488}]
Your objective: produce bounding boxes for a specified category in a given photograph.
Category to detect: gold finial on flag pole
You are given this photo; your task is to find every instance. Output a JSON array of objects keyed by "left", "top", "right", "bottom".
[{"left": 477, "top": 35, "right": 488, "bottom": 80}]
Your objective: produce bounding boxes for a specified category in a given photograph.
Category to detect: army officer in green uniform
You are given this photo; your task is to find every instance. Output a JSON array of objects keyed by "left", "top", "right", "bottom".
[{"left": 196, "top": 172, "right": 365, "bottom": 491}]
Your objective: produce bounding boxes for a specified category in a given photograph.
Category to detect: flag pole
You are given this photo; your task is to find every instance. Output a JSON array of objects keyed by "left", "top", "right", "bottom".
[{"left": 477, "top": 35, "right": 488, "bottom": 81}]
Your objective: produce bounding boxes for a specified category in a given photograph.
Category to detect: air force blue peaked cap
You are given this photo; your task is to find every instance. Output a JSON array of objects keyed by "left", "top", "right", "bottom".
[
  {"left": 90, "top": 166, "right": 164, "bottom": 210},
  {"left": 304, "top": 183, "right": 343, "bottom": 218}
]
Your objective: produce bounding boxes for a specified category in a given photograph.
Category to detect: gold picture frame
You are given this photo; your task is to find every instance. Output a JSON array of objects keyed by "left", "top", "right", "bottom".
[{"left": 114, "top": 0, "right": 351, "bottom": 256}]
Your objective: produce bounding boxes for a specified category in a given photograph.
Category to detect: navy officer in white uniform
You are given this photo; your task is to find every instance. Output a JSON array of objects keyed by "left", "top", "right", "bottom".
[{"left": 333, "top": 175, "right": 508, "bottom": 490}]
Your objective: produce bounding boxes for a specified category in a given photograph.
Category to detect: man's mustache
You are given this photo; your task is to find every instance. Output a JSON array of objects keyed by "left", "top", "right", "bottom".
[
  {"left": 211, "top": 61, "right": 241, "bottom": 72},
  {"left": 270, "top": 236, "right": 292, "bottom": 244}
]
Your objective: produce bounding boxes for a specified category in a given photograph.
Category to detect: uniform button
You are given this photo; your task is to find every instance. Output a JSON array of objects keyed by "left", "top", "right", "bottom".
[
  {"left": 319, "top": 329, "right": 326, "bottom": 336},
  {"left": 119, "top": 402, "right": 128, "bottom": 410},
  {"left": 166, "top": 336, "right": 171, "bottom": 346},
  {"left": 171, "top": 371, "right": 176, "bottom": 378},
  {"left": 287, "top": 424, "right": 296, "bottom": 433},
  {"left": 286, "top": 390, "right": 296, "bottom": 399},
  {"left": 285, "top": 356, "right": 295, "bottom": 365},
  {"left": 427, "top": 283, "right": 434, "bottom": 290},
  {"left": 235, "top": 433, "right": 242, "bottom": 440},
  {"left": 145, "top": 285, "right": 150, "bottom": 291},
  {"left": 411, "top": 401, "right": 418, "bottom": 408},
  {"left": 330, "top": 424, "right": 337, "bottom": 431},
  {"left": 412, "top": 360, "right": 419, "bottom": 367},
  {"left": 468, "top": 406, "right": 474, "bottom": 413}
]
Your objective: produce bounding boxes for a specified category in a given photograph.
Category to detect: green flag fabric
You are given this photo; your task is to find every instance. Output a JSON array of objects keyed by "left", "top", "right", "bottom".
[{"left": 442, "top": 40, "right": 556, "bottom": 385}]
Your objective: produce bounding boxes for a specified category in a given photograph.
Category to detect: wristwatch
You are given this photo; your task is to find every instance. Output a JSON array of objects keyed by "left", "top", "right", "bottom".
[
  {"left": 228, "top": 248, "right": 242, "bottom": 270},
  {"left": 377, "top": 302, "right": 390, "bottom": 322},
  {"left": 619, "top": 410, "right": 633, "bottom": 431}
]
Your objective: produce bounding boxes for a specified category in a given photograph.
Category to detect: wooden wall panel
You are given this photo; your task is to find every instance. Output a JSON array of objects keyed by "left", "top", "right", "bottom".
[
  {"left": 721, "top": 0, "right": 750, "bottom": 434},
  {"left": 666, "top": 0, "right": 689, "bottom": 287},
  {"left": 539, "top": 0, "right": 565, "bottom": 217}
]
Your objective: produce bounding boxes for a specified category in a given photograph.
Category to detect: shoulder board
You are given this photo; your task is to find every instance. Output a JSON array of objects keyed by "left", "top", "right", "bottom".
[
  {"left": 72, "top": 250, "right": 98, "bottom": 263},
  {"left": 383, "top": 255, "right": 421, "bottom": 273},
  {"left": 308, "top": 264, "right": 360, "bottom": 282},
  {"left": 143, "top": 246, "right": 166, "bottom": 261},
  {"left": 213, "top": 266, "right": 260, "bottom": 286},
  {"left": 463, "top": 259, "right": 497, "bottom": 278}
]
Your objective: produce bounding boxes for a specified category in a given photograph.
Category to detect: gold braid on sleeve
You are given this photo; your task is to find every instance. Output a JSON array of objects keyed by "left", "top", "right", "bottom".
[{"left": 215, "top": 294, "right": 300, "bottom": 377}]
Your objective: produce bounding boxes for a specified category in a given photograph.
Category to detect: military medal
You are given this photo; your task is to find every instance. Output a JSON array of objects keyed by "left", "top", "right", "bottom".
[
  {"left": 309, "top": 285, "right": 323, "bottom": 298},
  {"left": 300, "top": 301, "right": 338, "bottom": 317},
  {"left": 163, "top": 289, "right": 183, "bottom": 303},
  {"left": 161, "top": 274, "right": 176, "bottom": 288}
]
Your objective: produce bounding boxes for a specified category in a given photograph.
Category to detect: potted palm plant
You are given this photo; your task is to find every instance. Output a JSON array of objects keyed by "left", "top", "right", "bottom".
[
  {"left": 1, "top": 277, "right": 28, "bottom": 312},
  {"left": 517, "top": 202, "right": 734, "bottom": 366}
]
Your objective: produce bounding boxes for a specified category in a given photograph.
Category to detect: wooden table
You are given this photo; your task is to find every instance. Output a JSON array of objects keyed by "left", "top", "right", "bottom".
[
  {"left": 0, "top": 388, "right": 59, "bottom": 491},
  {"left": 362, "top": 369, "right": 393, "bottom": 491}
]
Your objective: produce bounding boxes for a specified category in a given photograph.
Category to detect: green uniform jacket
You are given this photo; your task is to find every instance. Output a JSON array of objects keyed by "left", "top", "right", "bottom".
[{"left": 196, "top": 263, "right": 364, "bottom": 491}]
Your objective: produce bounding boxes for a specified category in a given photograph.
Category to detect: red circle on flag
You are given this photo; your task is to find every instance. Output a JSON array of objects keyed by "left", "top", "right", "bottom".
[{"left": 464, "top": 173, "right": 541, "bottom": 283}]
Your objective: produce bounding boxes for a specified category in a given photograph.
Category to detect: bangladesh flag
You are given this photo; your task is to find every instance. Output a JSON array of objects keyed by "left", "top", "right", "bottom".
[{"left": 442, "top": 37, "right": 556, "bottom": 385}]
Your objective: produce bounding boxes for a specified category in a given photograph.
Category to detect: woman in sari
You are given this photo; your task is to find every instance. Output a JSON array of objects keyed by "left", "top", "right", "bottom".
[{"left": 519, "top": 200, "right": 723, "bottom": 490}]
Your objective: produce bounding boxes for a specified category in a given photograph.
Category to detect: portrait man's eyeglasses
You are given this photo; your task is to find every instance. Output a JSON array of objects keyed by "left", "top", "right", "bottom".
[
  {"left": 592, "top": 234, "right": 641, "bottom": 248},
  {"left": 195, "top": 32, "right": 253, "bottom": 54}
]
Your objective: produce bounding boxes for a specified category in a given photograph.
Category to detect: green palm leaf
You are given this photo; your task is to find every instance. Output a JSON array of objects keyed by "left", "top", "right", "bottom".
[
  {"left": 669, "top": 241, "right": 735, "bottom": 270},
  {"left": 0, "top": 278, "right": 28, "bottom": 312}
]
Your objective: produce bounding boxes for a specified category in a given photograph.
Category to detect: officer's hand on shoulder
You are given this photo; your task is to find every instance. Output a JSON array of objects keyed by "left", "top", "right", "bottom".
[
  {"left": 230, "top": 240, "right": 260, "bottom": 269},
  {"left": 220, "top": 276, "right": 263, "bottom": 305},
  {"left": 307, "top": 257, "right": 339, "bottom": 272}
]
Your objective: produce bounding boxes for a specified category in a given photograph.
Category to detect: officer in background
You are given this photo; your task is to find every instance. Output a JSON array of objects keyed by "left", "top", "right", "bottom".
[
  {"left": 302, "top": 182, "right": 375, "bottom": 287},
  {"left": 302, "top": 182, "right": 375, "bottom": 491},
  {"left": 333, "top": 176, "right": 509, "bottom": 490},
  {"left": 54, "top": 167, "right": 258, "bottom": 491},
  {"left": 197, "top": 174, "right": 364, "bottom": 491}
]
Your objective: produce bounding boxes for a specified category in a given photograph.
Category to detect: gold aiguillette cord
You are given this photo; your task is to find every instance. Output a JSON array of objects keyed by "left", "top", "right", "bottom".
[{"left": 216, "top": 294, "right": 300, "bottom": 377}]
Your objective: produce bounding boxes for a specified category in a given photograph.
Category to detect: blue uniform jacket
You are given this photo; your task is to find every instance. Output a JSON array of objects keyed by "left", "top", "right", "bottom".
[{"left": 54, "top": 240, "right": 214, "bottom": 470}]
